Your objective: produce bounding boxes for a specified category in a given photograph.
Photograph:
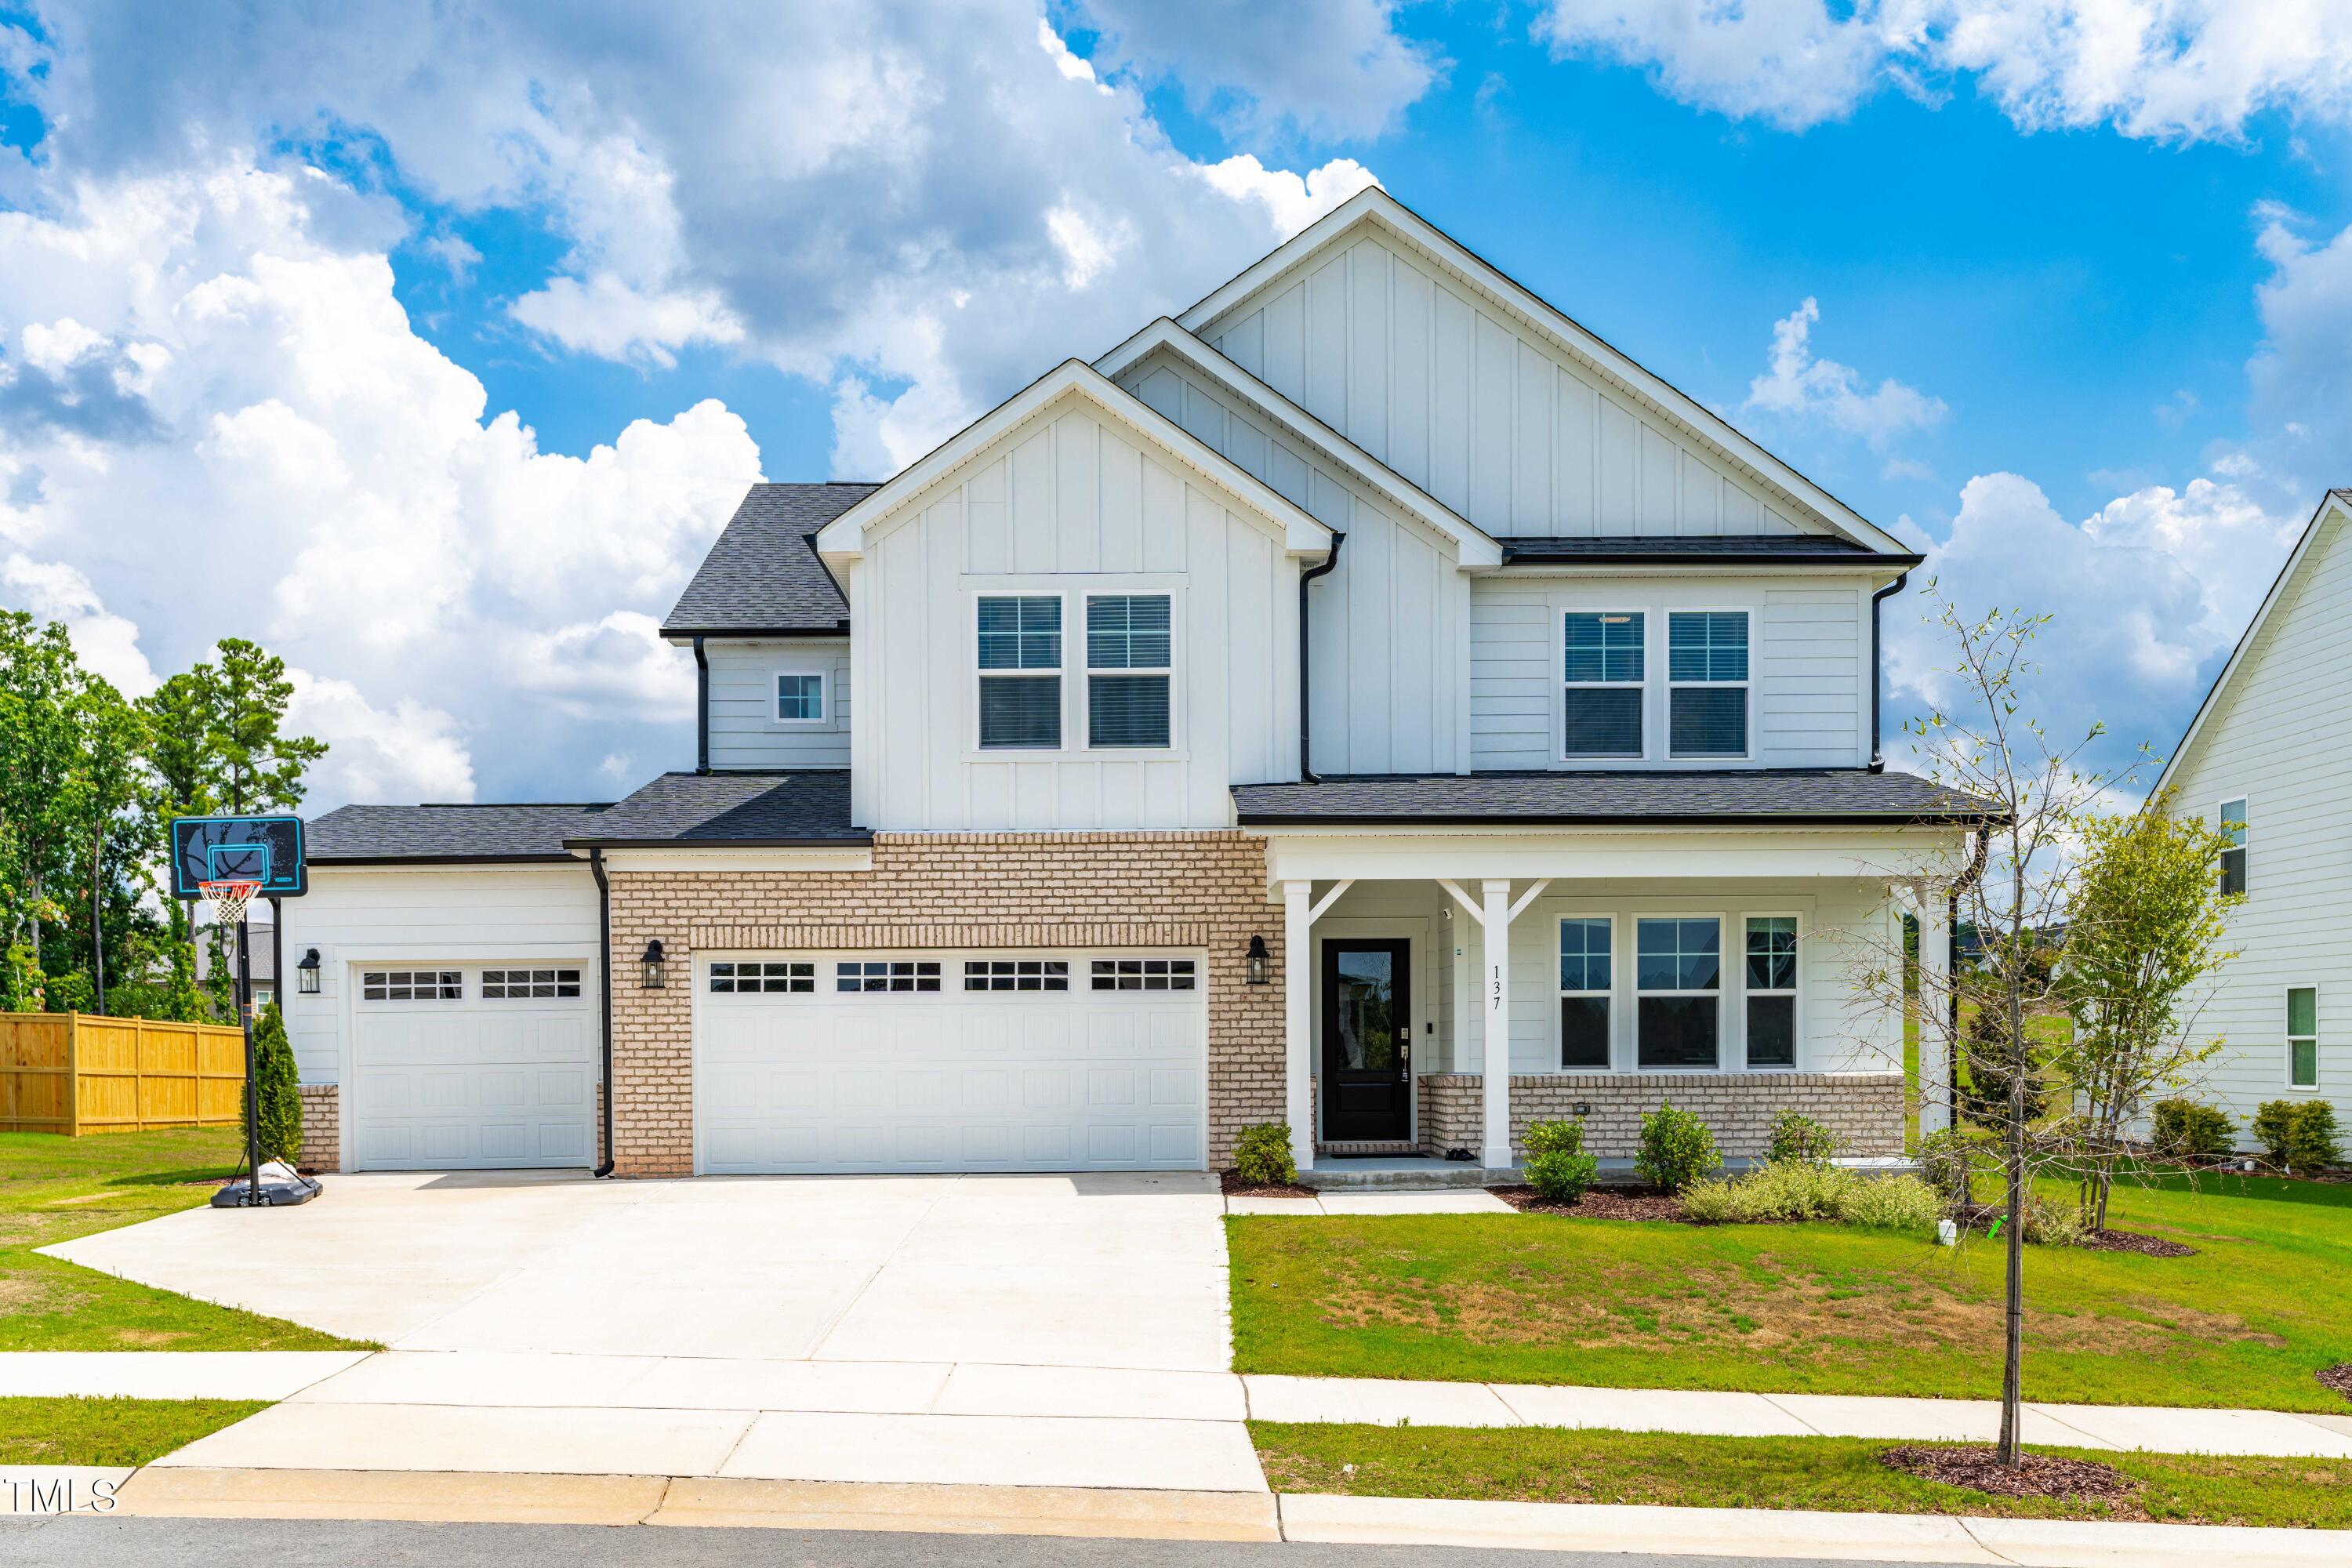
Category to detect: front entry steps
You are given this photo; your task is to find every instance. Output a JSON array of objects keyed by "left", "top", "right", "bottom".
[{"left": 1298, "top": 1156, "right": 1513, "bottom": 1192}]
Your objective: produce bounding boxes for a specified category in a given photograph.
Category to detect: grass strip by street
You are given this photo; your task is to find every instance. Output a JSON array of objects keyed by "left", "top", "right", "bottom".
[
  {"left": 0, "top": 1395, "right": 267, "bottom": 1466},
  {"left": 1252, "top": 1421, "right": 2352, "bottom": 1530},
  {"left": 1230, "top": 1170, "right": 2352, "bottom": 1411},
  {"left": 0, "top": 1127, "right": 368, "bottom": 1352}
]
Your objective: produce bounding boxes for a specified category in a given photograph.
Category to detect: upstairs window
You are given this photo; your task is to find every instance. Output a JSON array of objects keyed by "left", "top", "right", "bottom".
[
  {"left": 1563, "top": 612, "right": 1644, "bottom": 758},
  {"left": 1636, "top": 918, "right": 1719, "bottom": 1069},
  {"left": 1087, "top": 594, "right": 1171, "bottom": 748},
  {"left": 2220, "top": 799, "right": 2247, "bottom": 896},
  {"left": 1557, "top": 917, "right": 1612, "bottom": 1069},
  {"left": 1744, "top": 917, "right": 1798, "bottom": 1068},
  {"left": 2288, "top": 986, "right": 2318, "bottom": 1090},
  {"left": 775, "top": 671, "right": 826, "bottom": 724},
  {"left": 978, "top": 596, "right": 1062, "bottom": 750},
  {"left": 1668, "top": 612, "right": 1748, "bottom": 757}
]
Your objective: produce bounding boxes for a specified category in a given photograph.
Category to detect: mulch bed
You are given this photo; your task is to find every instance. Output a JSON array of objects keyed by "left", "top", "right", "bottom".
[
  {"left": 1219, "top": 1170, "right": 1317, "bottom": 1198},
  {"left": 1492, "top": 1185, "right": 1687, "bottom": 1221},
  {"left": 1880, "top": 1444, "right": 2137, "bottom": 1504},
  {"left": 2318, "top": 1364, "right": 2352, "bottom": 1406},
  {"left": 2078, "top": 1228, "right": 2198, "bottom": 1258}
]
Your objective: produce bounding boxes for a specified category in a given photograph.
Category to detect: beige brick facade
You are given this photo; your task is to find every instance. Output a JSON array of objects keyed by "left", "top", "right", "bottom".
[
  {"left": 296, "top": 1083, "right": 339, "bottom": 1173},
  {"left": 605, "top": 831, "right": 1283, "bottom": 1177},
  {"left": 1417, "top": 1071, "right": 1905, "bottom": 1162}
]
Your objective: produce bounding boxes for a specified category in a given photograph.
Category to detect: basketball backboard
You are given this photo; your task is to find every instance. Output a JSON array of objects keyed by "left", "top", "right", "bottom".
[{"left": 169, "top": 815, "right": 307, "bottom": 900}]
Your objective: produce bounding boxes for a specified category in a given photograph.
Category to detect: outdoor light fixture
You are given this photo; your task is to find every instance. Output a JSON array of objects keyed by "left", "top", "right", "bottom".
[
  {"left": 296, "top": 948, "right": 321, "bottom": 995},
  {"left": 640, "top": 938, "right": 668, "bottom": 989},
  {"left": 1246, "top": 934, "right": 1271, "bottom": 985}
]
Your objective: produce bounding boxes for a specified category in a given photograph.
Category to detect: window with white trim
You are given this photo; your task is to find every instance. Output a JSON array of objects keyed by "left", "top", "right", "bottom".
[
  {"left": 1744, "top": 917, "right": 1798, "bottom": 1068},
  {"left": 482, "top": 967, "right": 582, "bottom": 1000},
  {"left": 1557, "top": 917, "right": 1612, "bottom": 1069},
  {"left": 775, "top": 671, "right": 826, "bottom": 724},
  {"left": 1563, "top": 612, "right": 1644, "bottom": 758},
  {"left": 361, "top": 970, "right": 461, "bottom": 1002},
  {"left": 710, "top": 961, "right": 814, "bottom": 994},
  {"left": 964, "top": 959, "right": 1069, "bottom": 993},
  {"left": 2288, "top": 985, "right": 2318, "bottom": 1090},
  {"left": 1086, "top": 594, "right": 1171, "bottom": 749},
  {"left": 1636, "top": 918, "right": 1719, "bottom": 1068},
  {"left": 2220, "top": 799, "right": 2247, "bottom": 897},
  {"left": 1668, "top": 612, "right": 1748, "bottom": 757},
  {"left": 836, "top": 960, "right": 941, "bottom": 993},
  {"left": 1091, "top": 958, "right": 1196, "bottom": 991},
  {"left": 977, "top": 595, "right": 1062, "bottom": 750}
]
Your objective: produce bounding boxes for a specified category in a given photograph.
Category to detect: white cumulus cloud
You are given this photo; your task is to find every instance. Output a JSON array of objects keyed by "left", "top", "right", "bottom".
[{"left": 1744, "top": 297, "right": 1947, "bottom": 449}]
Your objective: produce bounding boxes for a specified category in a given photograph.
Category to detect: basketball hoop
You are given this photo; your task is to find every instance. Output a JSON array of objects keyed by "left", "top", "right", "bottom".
[{"left": 197, "top": 878, "right": 262, "bottom": 931}]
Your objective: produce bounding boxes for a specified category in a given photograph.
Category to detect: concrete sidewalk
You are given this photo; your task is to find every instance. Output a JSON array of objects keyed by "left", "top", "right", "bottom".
[{"left": 0, "top": 1352, "right": 368, "bottom": 1401}]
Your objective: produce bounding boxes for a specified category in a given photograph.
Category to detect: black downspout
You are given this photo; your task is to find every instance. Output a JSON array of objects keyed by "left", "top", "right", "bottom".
[
  {"left": 590, "top": 848, "right": 615, "bottom": 1178},
  {"left": 693, "top": 636, "right": 710, "bottom": 775},
  {"left": 1868, "top": 572, "right": 1909, "bottom": 773},
  {"left": 1297, "top": 534, "right": 1345, "bottom": 784}
]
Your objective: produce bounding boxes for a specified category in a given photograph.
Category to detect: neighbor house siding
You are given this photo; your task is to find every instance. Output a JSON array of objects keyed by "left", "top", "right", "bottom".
[
  {"left": 705, "top": 638, "right": 850, "bottom": 769},
  {"left": 1200, "top": 228, "right": 1817, "bottom": 540}
]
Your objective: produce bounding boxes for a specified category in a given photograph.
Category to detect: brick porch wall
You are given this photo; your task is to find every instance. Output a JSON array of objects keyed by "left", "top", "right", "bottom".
[
  {"left": 605, "top": 831, "right": 1283, "bottom": 1178},
  {"left": 1417, "top": 1072, "right": 1905, "bottom": 1162},
  {"left": 296, "top": 1083, "right": 339, "bottom": 1173}
]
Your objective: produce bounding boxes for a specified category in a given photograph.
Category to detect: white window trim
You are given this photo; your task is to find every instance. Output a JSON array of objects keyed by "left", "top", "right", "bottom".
[
  {"left": 971, "top": 591, "right": 1066, "bottom": 753},
  {"left": 2218, "top": 794, "right": 2249, "bottom": 897},
  {"left": 1739, "top": 910, "right": 1804, "bottom": 1072},
  {"left": 771, "top": 665, "right": 829, "bottom": 728},
  {"left": 1083, "top": 590, "right": 1176, "bottom": 753},
  {"left": 1559, "top": 608, "right": 1648, "bottom": 763},
  {"left": 1554, "top": 911, "right": 1617, "bottom": 1072},
  {"left": 2286, "top": 982, "right": 2319, "bottom": 1091},
  {"left": 1633, "top": 912, "right": 1726, "bottom": 1072},
  {"left": 1666, "top": 607, "right": 1755, "bottom": 763}
]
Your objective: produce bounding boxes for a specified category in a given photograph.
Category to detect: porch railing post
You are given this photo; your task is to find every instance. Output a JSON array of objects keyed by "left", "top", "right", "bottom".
[
  {"left": 1283, "top": 878, "right": 1314, "bottom": 1172},
  {"left": 1480, "top": 878, "right": 1512, "bottom": 1169}
]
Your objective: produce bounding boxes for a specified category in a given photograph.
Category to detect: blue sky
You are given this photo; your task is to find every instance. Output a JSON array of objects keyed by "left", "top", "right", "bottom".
[{"left": 2, "top": 2, "right": 2347, "bottom": 804}]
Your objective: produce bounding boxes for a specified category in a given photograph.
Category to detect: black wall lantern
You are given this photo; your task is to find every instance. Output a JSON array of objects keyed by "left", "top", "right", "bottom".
[
  {"left": 296, "top": 948, "right": 321, "bottom": 995},
  {"left": 1245, "top": 934, "right": 1271, "bottom": 986},
  {"left": 640, "top": 938, "right": 668, "bottom": 989}
]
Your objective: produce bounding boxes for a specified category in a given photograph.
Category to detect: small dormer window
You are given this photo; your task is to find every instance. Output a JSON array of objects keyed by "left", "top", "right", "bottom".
[{"left": 775, "top": 671, "right": 826, "bottom": 724}]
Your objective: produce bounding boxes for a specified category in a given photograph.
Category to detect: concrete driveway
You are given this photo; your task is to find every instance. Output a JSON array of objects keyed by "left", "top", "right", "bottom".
[{"left": 47, "top": 1171, "right": 1260, "bottom": 1492}]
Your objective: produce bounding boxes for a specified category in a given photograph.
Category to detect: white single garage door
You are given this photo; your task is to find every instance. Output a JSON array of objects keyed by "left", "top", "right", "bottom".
[
  {"left": 350, "top": 965, "right": 596, "bottom": 1170},
  {"left": 696, "top": 953, "right": 1206, "bottom": 1174}
]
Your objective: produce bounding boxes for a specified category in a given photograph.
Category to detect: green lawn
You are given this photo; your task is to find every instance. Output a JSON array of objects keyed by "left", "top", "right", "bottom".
[
  {"left": 1229, "top": 1171, "right": 2352, "bottom": 1411},
  {"left": 0, "top": 1395, "right": 267, "bottom": 1466},
  {"left": 1253, "top": 1422, "right": 2352, "bottom": 1530},
  {"left": 0, "top": 1127, "right": 368, "bottom": 1351}
]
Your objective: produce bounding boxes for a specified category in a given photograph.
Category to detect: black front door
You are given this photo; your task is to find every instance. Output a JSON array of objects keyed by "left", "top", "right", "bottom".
[{"left": 1321, "top": 939, "right": 1411, "bottom": 1143}]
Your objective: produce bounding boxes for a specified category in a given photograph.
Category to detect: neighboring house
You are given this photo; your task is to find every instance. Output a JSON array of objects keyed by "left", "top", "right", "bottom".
[
  {"left": 2157, "top": 490, "right": 2352, "bottom": 1145},
  {"left": 284, "top": 188, "right": 1987, "bottom": 1178},
  {"left": 194, "top": 913, "right": 276, "bottom": 1013}
]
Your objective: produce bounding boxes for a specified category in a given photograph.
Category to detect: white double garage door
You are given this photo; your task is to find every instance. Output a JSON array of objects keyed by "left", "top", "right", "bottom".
[{"left": 695, "top": 951, "right": 1207, "bottom": 1175}]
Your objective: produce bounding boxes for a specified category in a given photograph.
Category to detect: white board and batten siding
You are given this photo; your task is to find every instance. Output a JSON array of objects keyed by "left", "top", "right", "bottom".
[
  {"left": 1198, "top": 227, "right": 1821, "bottom": 541},
  {"left": 847, "top": 395, "right": 1301, "bottom": 832},
  {"left": 2166, "top": 503, "right": 2352, "bottom": 1140},
  {"left": 1117, "top": 348, "right": 1468, "bottom": 776},
  {"left": 705, "top": 638, "right": 850, "bottom": 769},
  {"left": 1470, "top": 575, "right": 1870, "bottom": 771}
]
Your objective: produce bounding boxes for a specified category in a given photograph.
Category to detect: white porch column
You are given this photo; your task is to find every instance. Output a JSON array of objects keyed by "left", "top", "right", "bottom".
[
  {"left": 1283, "top": 878, "right": 1314, "bottom": 1172},
  {"left": 1481, "top": 877, "right": 1512, "bottom": 1169},
  {"left": 1916, "top": 898, "right": 1953, "bottom": 1138}
]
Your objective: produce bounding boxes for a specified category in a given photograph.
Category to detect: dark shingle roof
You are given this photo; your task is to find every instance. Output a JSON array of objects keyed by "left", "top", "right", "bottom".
[
  {"left": 564, "top": 771, "right": 866, "bottom": 846},
  {"left": 662, "top": 483, "right": 875, "bottom": 636},
  {"left": 1500, "top": 535, "right": 1918, "bottom": 566},
  {"left": 1232, "top": 769, "right": 1995, "bottom": 825},
  {"left": 307, "top": 803, "right": 614, "bottom": 863}
]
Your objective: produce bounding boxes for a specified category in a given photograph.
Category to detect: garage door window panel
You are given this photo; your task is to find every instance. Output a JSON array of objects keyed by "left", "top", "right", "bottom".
[
  {"left": 482, "top": 968, "right": 581, "bottom": 1000},
  {"left": 711, "top": 960, "right": 815, "bottom": 994},
  {"left": 837, "top": 960, "right": 942, "bottom": 993},
  {"left": 965, "top": 959, "right": 1070, "bottom": 993},
  {"left": 362, "top": 970, "right": 462, "bottom": 1002},
  {"left": 1091, "top": 958, "right": 1196, "bottom": 992}
]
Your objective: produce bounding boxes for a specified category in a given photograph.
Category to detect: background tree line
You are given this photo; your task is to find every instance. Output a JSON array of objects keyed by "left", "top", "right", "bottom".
[{"left": 0, "top": 612, "right": 325, "bottom": 1019}]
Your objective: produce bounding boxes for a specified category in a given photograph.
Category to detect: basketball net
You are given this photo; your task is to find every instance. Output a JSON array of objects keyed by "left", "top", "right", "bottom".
[{"left": 198, "top": 878, "right": 262, "bottom": 932}]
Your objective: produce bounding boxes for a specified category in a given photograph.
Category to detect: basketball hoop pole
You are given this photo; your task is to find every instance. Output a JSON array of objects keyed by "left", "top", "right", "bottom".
[{"left": 238, "top": 912, "right": 260, "bottom": 1207}]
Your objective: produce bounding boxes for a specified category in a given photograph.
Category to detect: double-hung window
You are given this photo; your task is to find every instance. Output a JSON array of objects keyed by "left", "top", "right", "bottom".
[
  {"left": 1668, "top": 612, "right": 1748, "bottom": 757},
  {"left": 775, "top": 671, "right": 825, "bottom": 724},
  {"left": 1087, "top": 594, "right": 1171, "bottom": 748},
  {"left": 1563, "top": 612, "right": 1644, "bottom": 758},
  {"left": 1744, "top": 917, "right": 1798, "bottom": 1068},
  {"left": 1558, "top": 917, "right": 1613, "bottom": 1069},
  {"left": 1636, "top": 918, "right": 1719, "bottom": 1068},
  {"left": 977, "top": 596, "right": 1062, "bottom": 749},
  {"left": 2220, "top": 799, "right": 2247, "bottom": 896},
  {"left": 2288, "top": 986, "right": 2318, "bottom": 1090}
]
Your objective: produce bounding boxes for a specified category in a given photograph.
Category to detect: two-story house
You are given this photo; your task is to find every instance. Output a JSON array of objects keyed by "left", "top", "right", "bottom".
[{"left": 283, "top": 189, "right": 1987, "bottom": 1179}]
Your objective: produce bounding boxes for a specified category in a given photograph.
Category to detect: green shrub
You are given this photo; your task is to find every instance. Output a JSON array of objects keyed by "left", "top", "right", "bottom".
[
  {"left": 1838, "top": 1172, "right": 1944, "bottom": 1232},
  {"left": 2023, "top": 1192, "right": 2087, "bottom": 1247},
  {"left": 1678, "top": 1163, "right": 1939, "bottom": 1232},
  {"left": 1634, "top": 1100, "right": 1720, "bottom": 1193},
  {"left": 1522, "top": 1118, "right": 1599, "bottom": 1203},
  {"left": 1766, "top": 1108, "right": 1842, "bottom": 1165},
  {"left": 2150, "top": 1097, "right": 2235, "bottom": 1160},
  {"left": 1676, "top": 1178, "right": 1738, "bottom": 1224},
  {"left": 2253, "top": 1100, "right": 2343, "bottom": 1172},
  {"left": 1231, "top": 1122, "right": 1298, "bottom": 1186},
  {"left": 249, "top": 1002, "right": 303, "bottom": 1167}
]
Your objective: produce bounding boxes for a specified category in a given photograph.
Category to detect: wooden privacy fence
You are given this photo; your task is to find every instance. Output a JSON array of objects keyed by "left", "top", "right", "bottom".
[{"left": 0, "top": 1013, "right": 246, "bottom": 1135}]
